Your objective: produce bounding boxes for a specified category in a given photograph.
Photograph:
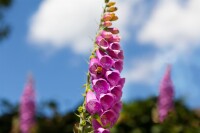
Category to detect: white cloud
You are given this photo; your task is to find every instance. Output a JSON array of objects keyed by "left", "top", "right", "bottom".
[
  {"left": 124, "top": 49, "right": 177, "bottom": 85},
  {"left": 29, "top": 0, "right": 200, "bottom": 87},
  {"left": 138, "top": 0, "right": 200, "bottom": 47},
  {"left": 29, "top": 0, "right": 104, "bottom": 54},
  {"left": 125, "top": 0, "right": 200, "bottom": 85},
  {"left": 28, "top": 0, "right": 142, "bottom": 54}
]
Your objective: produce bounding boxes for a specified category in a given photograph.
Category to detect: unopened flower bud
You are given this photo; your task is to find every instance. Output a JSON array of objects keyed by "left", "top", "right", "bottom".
[
  {"left": 81, "top": 120, "right": 86, "bottom": 126},
  {"left": 107, "top": 28, "right": 119, "bottom": 34},
  {"left": 103, "top": 14, "right": 113, "bottom": 21},
  {"left": 102, "top": 21, "right": 112, "bottom": 27},
  {"left": 101, "top": 30, "right": 112, "bottom": 39},
  {"left": 106, "top": 2, "right": 116, "bottom": 7},
  {"left": 78, "top": 106, "right": 83, "bottom": 113},
  {"left": 108, "top": 34, "right": 121, "bottom": 42},
  {"left": 111, "top": 15, "right": 118, "bottom": 21},
  {"left": 107, "top": 7, "right": 117, "bottom": 12}
]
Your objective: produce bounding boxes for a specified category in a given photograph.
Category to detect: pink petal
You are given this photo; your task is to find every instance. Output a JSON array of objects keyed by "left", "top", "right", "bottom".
[
  {"left": 92, "top": 79, "right": 110, "bottom": 97},
  {"left": 109, "top": 85, "right": 122, "bottom": 102},
  {"left": 96, "top": 36, "right": 109, "bottom": 50},
  {"left": 106, "top": 70, "right": 120, "bottom": 86},
  {"left": 96, "top": 49, "right": 114, "bottom": 69},
  {"left": 100, "top": 110, "right": 117, "bottom": 127},
  {"left": 86, "top": 91, "right": 102, "bottom": 114},
  {"left": 113, "top": 60, "right": 123, "bottom": 72},
  {"left": 100, "top": 93, "right": 115, "bottom": 110}
]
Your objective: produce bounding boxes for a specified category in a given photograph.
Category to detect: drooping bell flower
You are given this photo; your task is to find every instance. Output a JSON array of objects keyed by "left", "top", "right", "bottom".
[
  {"left": 96, "top": 36, "right": 109, "bottom": 50},
  {"left": 117, "top": 50, "right": 124, "bottom": 60},
  {"left": 86, "top": 90, "right": 102, "bottom": 114},
  {"left": 108, "top": 34, "right": 121, "bottom": 42},
  {"left": 92, "top": 119, "right": 110, "bottom": 133},
  {"left": 109, "top": 85, "right": 122, "bottom": 102},
  {"left": 100, "top": 93, "right": 115, "bottom": 110},
  {"left": 92, "top": 78, "right": 110, "bottom": 97},
  {"left": 106, "top": 70, "right": 120, "bottom": 86},
  {"left": 158, "top": 65, "right": 174, "bottom": 122},
  {"left": 113, "top": 101, "right": 122, "bottom": 114},
  {"left": 113, "top": 60, "right": 123, "bottom": 73},
  {"left": 89, "top": 58, "right": 106, "bottom": 78},
  {"left": 118, "top": 78, "right": 125, "bottom": 88},
  {"left": 100, "top": 109, "right": 117, "bottom": 127},
  {"left": 101, "top": 30, "right": 113, "bottom": 39},
  {"left": 107, "top": 28, "right": 119, "bottom": 34},
  {"left": 109, "top": 42, "right": 121, "bottom": 51},
  {"left": 20, "top": 75, "right": 36, "bottom": 133},
  {"left": 96, "top": 49, "right": 114, "bottom": 70}
]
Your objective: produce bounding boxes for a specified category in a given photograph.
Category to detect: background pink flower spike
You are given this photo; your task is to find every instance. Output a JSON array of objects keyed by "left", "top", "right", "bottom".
[
  {"left": 158, "top": 65, "right": 174, "bottom": 123},
  {"left": 20, "top": 74, "right": 36, "bottom": 133}
]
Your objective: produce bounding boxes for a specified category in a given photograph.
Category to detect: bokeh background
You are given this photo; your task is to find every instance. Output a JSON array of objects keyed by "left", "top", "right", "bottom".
[{"left": 1, "top": 0, "right": 200, "bottom": 132}]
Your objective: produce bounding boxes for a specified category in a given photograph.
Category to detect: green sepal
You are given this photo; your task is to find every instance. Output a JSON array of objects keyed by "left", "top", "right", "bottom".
[
  {"left": 80, "top": 120, "right": 86, "bottom": 126},
  {"left": 78, "top": 106, "right": 83, "bottom": 113},
  {"left": 90, "top": 55, "right": 96, "bottom": 60}
]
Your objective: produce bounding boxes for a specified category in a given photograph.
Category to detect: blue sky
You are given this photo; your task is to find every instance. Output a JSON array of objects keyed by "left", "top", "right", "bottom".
[{"left": 1, "top": 0, "right": 200, "bottom": 113}]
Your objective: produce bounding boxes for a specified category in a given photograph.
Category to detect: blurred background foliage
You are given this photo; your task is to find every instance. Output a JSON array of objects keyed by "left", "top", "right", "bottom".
[
  {"left": 0, "top": 97, "right": 200, "bottom": 133},
  {"left": 0, "top": 0, "right": 12, "bottom": 41}
]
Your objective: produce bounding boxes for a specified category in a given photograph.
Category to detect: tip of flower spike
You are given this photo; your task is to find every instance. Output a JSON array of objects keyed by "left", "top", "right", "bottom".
[
  {"left": 23, "top": 73, "right": 35, "bottom": 96},
  {"left": 163, "top": 64, "right": 172, "bottom": 81},
  {"left": 166, "top": 64, "right": 172, "bottom": 74},
  {"left": 27, "top": 72, "right": 34, "bottom": 84}
]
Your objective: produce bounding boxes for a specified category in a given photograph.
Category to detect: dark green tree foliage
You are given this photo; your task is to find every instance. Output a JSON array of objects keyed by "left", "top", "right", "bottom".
[
  {"left": 111, "top": 98, "right": 200, "bottom": 133},
  {"left": 0, "top": 99, "right": 18, "bottom": 133},
  {"left": 0, "top": 0, "right": 12, "bottom": 41},
  {"left": 0, "top": 98, "right": 200, "bottom": 133},
  {"left": 35, "top": 101, "right": 79, "bottom": 133},
  {"left": 36, "top": 112, "right": 78, "bottom": 133}
]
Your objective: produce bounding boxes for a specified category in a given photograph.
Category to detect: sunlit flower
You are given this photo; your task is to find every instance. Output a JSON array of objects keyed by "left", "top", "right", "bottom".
[{"left": 85, "top": 1, "right": 125, "bottom": 131}]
